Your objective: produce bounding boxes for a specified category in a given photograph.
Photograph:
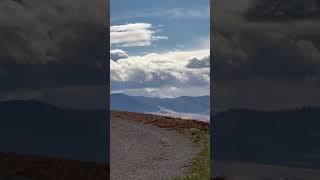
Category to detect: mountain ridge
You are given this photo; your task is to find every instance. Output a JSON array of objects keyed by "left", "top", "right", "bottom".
[{"left": 110, "top": 93, "right": 210, "bottom": 118}]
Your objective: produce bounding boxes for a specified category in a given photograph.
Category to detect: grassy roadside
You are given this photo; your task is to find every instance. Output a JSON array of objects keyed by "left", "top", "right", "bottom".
[{"left": 174, "top": 128, "right": 210, "bottom": 180}]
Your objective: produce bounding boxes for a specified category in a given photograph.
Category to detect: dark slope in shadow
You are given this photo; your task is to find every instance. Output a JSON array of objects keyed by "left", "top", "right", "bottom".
[
  {"left": 0, "top": 100, "right": 108, "bottom": 163},
  {"left": 212, "top": 107, "right": 320, "bottom": 169}
]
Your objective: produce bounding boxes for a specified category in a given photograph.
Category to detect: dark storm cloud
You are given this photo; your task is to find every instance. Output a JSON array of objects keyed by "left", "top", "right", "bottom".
[
  {"left": 0, "top": 0, "right": 107, "bottom": 64},
  {"left": 0, "top": 0, "right": 108, "bottom": 99},
  {"left": 212, "top": 0, "right": 320, "bottom": 110},
  {"left": 213, "top": 30, "right": 320, "bottom": 82},
  {"left": 245, "top": 0, "right": 320, "bottom": 22}
]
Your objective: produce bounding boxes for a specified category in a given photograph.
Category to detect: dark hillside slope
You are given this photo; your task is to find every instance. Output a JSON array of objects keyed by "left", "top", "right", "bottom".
[
  {"left": 213, "top": 107, "right": 320, "bottom": 169},
  {"left": 0, "top": 100, "right": 108, "bottom": 163}
]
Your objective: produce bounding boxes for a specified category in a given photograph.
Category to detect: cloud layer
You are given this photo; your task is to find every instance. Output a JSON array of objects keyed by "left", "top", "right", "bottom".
[
  {"left": 110, "top": 49, "right": 210, "bottom": 97},
  {"left": 110, "top": 23, "right": 167, "bottom": 47}
]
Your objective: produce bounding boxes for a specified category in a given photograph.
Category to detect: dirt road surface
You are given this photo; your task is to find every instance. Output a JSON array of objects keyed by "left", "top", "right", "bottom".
[{"left": 110, "top": 117, "right": 201, "bottom": 180}]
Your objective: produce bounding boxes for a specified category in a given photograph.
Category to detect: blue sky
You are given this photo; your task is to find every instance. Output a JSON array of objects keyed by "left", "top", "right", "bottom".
[
  {"left": 111, "top": 0, "right": 209, "bottom": 55},
  {"left": 110, "top": 0, "right": 210, "bottom": 98}
]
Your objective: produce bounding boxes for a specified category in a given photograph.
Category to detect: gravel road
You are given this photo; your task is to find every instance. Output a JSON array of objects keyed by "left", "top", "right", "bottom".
[{"left": 110, "top": 117, "right": 201, "bottom": 180}]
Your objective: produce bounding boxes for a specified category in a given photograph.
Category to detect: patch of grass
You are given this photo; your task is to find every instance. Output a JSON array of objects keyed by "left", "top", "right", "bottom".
[{"left": 174, "top": 128, "right": 210, "bottom": 180}]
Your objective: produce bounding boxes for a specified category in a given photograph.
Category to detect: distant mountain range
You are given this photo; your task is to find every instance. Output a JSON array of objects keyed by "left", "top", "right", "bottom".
[
  {"left": 213, "top": 107, "right": 320, "bottom": 169},
  {"left": 110, "top": 93, "right": 210, "bottom": 121},
  {"left": 0, "top": 100, "right": 108, "bottom": 163}
]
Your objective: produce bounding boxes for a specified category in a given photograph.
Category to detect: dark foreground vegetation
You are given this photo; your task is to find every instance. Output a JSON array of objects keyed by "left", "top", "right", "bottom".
[{"left": 0, "top": 152, "right": 108, "bottom": 180}]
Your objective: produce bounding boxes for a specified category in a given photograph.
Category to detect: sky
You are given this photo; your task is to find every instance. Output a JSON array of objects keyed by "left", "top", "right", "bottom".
[
  {"left": 3, "top": 0, "right": 319, "bottom": 110},
  {"left": 212, "top": 0, "right": 320, "bottom": 111},
  {"left": 110, "top": 0, "right": 210, "bottom": 98}
]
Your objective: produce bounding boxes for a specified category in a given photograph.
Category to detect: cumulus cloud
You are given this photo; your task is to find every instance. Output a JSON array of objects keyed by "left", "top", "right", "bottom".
[
  {"left": 110, "top": 49, "right": 129, "bottom": 61},
  {"left": 187, "top": 55, "right": 210, "bottom": 68},
  {"left": 110, "top": 23, "right": 168, "bottom": 47},
  {"left": 110, "top": 49, "right": 210, "bottom": 97}
]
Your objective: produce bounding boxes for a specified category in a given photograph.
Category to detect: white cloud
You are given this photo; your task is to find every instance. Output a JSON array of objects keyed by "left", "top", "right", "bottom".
[
  {"left": 110, "top": 23, "right": 168, "bottom": 47},
  {"left": 110, "top": 49, "right": 210, "bottom": 97},
  {"left": 187, "top": 55, "right": 210, "bottom": 68},
  {"left": 110, "top": 60, "right": 127, "bottom": 82},
  {"left": 110, "top": 23, "right": 152, "bottom": 32},
  {"left": 110, "top": 49, "right": 129, "bottom": 61},
  {"left": 152, "top": 36, "right": 168, "bottom": 41}
]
